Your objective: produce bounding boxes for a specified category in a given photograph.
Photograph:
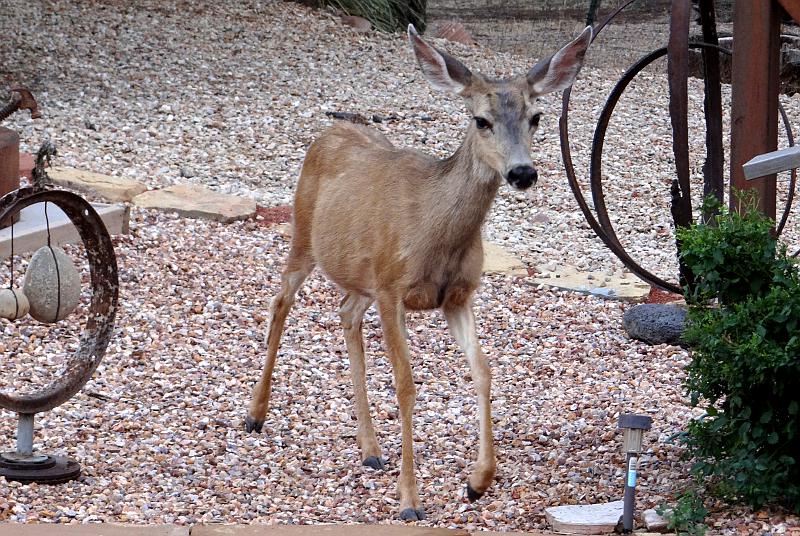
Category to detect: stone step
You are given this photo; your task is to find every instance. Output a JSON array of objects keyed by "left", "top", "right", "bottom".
[
  {"left": 0, "top": 525, "right": 187, "bottom": 536},
  {"left": 49, "top": 166, "right": 147, "bottom": 203},
  {"left": 0, "top": 525, "right": 550, "bottom": 536},
  {"left": 0, "top": 201, "right": 128, "bottom": 258},
  {"left": 132, "top": 184, "right": 257, "bottom": 223}
]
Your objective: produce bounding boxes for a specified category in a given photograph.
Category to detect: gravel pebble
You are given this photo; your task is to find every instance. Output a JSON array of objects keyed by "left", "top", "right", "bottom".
[{"left": 1, "top": 0, "right": 799, "bottom": 533}]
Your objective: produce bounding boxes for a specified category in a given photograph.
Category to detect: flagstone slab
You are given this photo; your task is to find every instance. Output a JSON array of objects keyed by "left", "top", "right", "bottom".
[
  {"left": 545, "top": 501, "right": 623, "bottom": 534},
  {"left": 49, "top": 166, "right": 147, "bottom": 202},
  {"left": 482, "top": 241, "right": 528, "bottom": 276},
  {"left": 533, "top": 265, "right": 651, "bottom": 302},
  {"left": 132, "top": 184, "right": 257, "bottom": 223}
]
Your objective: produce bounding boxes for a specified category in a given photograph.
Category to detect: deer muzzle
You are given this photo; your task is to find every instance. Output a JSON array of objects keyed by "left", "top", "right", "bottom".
[{"left": 506, "top": 165, "right": 537, "bottom": 190}]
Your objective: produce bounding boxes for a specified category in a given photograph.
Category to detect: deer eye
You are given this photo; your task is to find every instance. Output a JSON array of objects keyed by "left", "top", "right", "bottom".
[
  {"left": 529, "top": 113, "right": 542, "bottom": 129},
  {"left": 474, "top": 117, "right": 492, "bottom": 130}
]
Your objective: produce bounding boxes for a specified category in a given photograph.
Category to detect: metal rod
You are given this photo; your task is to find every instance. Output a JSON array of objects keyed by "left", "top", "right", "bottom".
[
  {"left": 16, "top": 413, "right": 34, "bottom": 456},
  {"left": 622, "top": 452, "right": 637, "bottom": 532}
]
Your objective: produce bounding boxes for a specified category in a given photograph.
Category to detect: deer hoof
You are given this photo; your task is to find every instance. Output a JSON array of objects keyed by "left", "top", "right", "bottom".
[
  {"left": 362, "top": 456, "right": 385, "bottom": 470},
  {"left": 399, "top": 507, "right": 426, "bottom": 521},
  {"left": 244, "top": 416, "right": 264, "bottom": 434},
  {"left": 466, "top": 483, "right": 484, "bottom": 502}
]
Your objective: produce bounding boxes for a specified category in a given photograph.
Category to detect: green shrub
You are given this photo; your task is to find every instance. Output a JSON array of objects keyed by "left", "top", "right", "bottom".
[
  {"left": 677, "top": 197, "right": 800, "bottom": 512},
  {"left": 658, "top": 489, "right": 709, "bottom": 536},
  {"left": 321, "top": 0, "right": 426, "bottom": 32}
]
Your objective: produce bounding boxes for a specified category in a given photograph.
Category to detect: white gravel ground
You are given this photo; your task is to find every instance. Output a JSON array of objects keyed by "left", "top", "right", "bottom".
[{"left": 1, "top": 0, "right": 800, "bottom": 533}]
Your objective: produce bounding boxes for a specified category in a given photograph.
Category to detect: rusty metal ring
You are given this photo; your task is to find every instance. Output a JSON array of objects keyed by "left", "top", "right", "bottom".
[
  {"left": 0, "top": 187, "right": 118, "bottom": 414},
  {"left": 563, "top": 42, "right": 796, "bottom": 293}
]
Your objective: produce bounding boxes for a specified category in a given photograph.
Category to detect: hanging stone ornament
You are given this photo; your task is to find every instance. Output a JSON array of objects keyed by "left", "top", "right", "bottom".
[
  {"left": 0, "top": 288, "right": 29, "bottom": 320},
  {"left": 22, "top": 246, "right": 81, "bottom": 323}
]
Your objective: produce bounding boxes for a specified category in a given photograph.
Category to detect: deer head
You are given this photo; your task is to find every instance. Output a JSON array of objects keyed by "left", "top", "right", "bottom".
[{"left": 408, "top": 24, "right": 593, "bottom": 190}]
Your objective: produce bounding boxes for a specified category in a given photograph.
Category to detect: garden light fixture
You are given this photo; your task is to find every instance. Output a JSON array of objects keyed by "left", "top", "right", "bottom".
[{"left": 618, "top": 413, "right": 652, "bottom": 533}]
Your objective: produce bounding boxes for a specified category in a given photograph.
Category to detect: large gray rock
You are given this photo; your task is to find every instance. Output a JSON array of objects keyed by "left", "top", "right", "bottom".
[
  {"left": 623, "top": 303, "right": 687, "bottom": 346},
  {"left": 22, "top": 246, "right": 82, "bottom": 323}
]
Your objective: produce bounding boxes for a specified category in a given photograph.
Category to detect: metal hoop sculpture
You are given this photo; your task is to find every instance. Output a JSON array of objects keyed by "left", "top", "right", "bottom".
[
  {"left": 0, "top": 186, "right": 118, "bottom": 483},
  {"left": 561, "top": 4, "right": 796, "bottom": 294}
]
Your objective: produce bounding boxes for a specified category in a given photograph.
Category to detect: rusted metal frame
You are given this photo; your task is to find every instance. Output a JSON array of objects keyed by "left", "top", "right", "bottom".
[
  {"left": 697, "top": 0, "right": 724, "bottom": 220},
  {"left": 777, "top": 0, "right": 800, "bottom": 25},
  {"left": 584, "top": 43, "right": 732, "bottom": 294},
  {"left": 589, "top": 47, "right": 668, "bottom": 252},
  {"left": 777, "top": 105, "right": 797, "bottom": 236},
  {"left": 0, "top": 88, "right": 41, "bottom": 123},
  {"left": 561, "top": 0, "right": 680, "bottom": 293},
  {"left": 561, "top": 90, "right": 681, "bottom": 293},
  {"left": 0, "top": 187, "right": 119, "bottom": 414},
  {"left": 730, "top": 0, "right": 780, "bottom": 218},
  {"left": 591, "top": 0, "right": 638, "bottom": 37},
  {"left": 668, "top": 0, "right": 694, "bottom": 289}
]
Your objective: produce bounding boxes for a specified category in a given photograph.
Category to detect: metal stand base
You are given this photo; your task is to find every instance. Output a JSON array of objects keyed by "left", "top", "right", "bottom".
[{"left": 0, "top": 451, "right": 80, "bottom": 484}]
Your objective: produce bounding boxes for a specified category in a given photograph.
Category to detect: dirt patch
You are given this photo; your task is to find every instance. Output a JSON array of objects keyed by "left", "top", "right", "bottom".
[
  {"left": 646, "top": 286, "right": 684, "bottom": 304},
  {"left": 255, "top": 205, "right": 292, "bottom": 226}
]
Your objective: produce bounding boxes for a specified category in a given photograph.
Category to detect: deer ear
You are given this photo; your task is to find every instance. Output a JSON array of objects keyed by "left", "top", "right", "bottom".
[
  {"left": 408, "top": 24, "right": 472, "bottom": 94},
  {"left": 527, "top": 25, "right": 593, "bottom": 95}
]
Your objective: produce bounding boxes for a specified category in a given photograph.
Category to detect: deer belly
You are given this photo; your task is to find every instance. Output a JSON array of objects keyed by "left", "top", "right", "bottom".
[{"left": 403, "top": 281, "right": 444, "bottom": 310}]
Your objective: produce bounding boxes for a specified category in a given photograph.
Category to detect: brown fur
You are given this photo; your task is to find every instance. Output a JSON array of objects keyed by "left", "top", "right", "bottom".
[{"left": 246, "top": 25, "right": 592, "bottom": 520}]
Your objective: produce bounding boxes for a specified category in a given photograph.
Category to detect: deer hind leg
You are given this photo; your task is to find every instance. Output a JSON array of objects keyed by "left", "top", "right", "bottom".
[
  {"left": 245, "top": 252, "right": 314, "bottom": 433},
  {"left": 339, "top": 292, "right": 383, "bottom": 469},
  {"left": 376, "top": 293, "right": 425, "bottom": 521},
  {"left": 443, "top": 296, "right": 496, "bottom": 501}
]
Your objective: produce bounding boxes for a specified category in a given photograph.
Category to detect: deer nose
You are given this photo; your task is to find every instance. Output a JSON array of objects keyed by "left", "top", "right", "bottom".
[{"left": 507, "top": 165, "right": 538, "bottom": 190}]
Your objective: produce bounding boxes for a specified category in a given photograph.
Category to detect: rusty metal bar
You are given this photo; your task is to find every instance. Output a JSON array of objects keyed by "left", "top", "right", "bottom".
[
  {"left": 0, "top": 88, "right": 40, "bottom": 123},
  {"left": 668, "top": 0, "right": 694, "bottom": 288},
  {"left": 777, "top": 0, "right": 800, "bottom": 24},
  {"left": 698, "top": 0, "right": 724, "bottom": 220},
  {"left": 730, "top": 0, "right": 780, "bottom": 218}
]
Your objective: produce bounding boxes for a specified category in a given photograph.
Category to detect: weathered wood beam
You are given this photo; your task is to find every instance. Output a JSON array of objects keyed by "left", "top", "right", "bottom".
[
  {"left": 743, "top": 146, "right": 800, "bottom": 180},
  {"left": 730, "top": 0, "right": 780, "bottom": 217}
]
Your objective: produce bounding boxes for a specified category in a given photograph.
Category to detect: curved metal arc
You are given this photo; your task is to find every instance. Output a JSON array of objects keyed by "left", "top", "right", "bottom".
[
  {"left": 590, "top": 43, "right": 733, "bottom": 246},
  {"left": 560, "top": 86, "right": 682, "bottom": 294},
  {"left": 777, "top": 104, "right": 796, "bottom": 237},
  {"left": 0, "top": 187, "right": 119, "bottom": 414},
  {"left": 589, "top": 47, "right": 671, "bottom": 251}
]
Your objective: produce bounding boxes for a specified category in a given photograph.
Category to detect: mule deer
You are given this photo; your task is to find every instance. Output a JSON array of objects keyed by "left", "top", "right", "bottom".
[{"left": 246, "top": 24, "right": 593, "bottom": 520}]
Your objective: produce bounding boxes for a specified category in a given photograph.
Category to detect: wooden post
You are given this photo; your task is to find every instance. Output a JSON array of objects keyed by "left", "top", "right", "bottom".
[
  {"left": 729, "top": 0, "right": 780, "bottom": 217},
  {"left": 698, "top": 0, "right": 724, "bottom": 223}
]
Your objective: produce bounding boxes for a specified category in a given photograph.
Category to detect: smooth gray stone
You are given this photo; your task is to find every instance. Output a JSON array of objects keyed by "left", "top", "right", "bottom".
[
  {"left": 22, "top": 245, "right": 82, "bottom": 323},
  {"left": 622, "top": 303, "right": 687, "bottom": 346}
]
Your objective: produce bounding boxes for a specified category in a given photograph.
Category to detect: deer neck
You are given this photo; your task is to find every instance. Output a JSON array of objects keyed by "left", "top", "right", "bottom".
[{"left": 424, "top": 130, "right": 502, "bottom": 249}]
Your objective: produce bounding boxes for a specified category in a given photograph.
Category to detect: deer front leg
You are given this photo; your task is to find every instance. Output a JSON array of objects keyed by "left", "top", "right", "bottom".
[
  {"left": 339, "top": 292, "right": 383, "bottom": 469},
  {"left": 376, "top": 294, "right": 424, "bottom": 521},
  {"left": 443, "top": 298, "right": 496, "bottom": 501},
  {"left": 246, "top": 258, "right": 313, "bottom": 433}
]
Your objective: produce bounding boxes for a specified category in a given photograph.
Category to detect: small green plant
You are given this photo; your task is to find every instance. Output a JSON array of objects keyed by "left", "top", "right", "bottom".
[
  {"left": 676, "top": 193, "right": 800, "bottom": 512},
  {"left": 321, "top": 0, "right": 426, "bottom": 32},
  {"left": 658, "top": 489, "right": 709, "bottom": 536}
]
